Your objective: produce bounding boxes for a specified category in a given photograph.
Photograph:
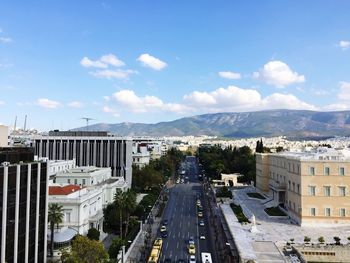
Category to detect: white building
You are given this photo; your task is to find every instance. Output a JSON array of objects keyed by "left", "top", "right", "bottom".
[
  {"left": 0, "top": 125, "right": 9, "bottom": 147},
  {"left": 48, "top": 166, "right": 128, "bottom": 256},
  {"left": 132, "top": 142, "right": 151, "bottom": 168}
]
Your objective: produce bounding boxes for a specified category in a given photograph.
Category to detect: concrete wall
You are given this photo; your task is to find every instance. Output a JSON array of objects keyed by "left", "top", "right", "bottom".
[{"left": 0, "top": 125, "right": 9, "bottom": 147}]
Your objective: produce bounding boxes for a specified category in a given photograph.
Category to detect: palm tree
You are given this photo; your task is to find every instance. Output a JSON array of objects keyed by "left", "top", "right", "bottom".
[
  {"left": 48, "top": 203, "right": 64, "bottom": 257},
  {"left": 114, "top": 189, "right": 126, "bottom": 238},
  {"left": 124, "top": 189, "right": 137, "bottom": 237}
]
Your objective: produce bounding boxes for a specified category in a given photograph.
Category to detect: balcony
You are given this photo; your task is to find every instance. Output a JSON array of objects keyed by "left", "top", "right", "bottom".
[{"left": 269, "top": 180, "right": 286, "bottom": 191}]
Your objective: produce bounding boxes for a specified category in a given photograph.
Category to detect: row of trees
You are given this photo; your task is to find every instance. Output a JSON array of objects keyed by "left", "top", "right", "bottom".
[
  {"left": 132, "top": 148, "right": 183, "bottom": 192},
  {"left": 198, "top": 145, "right": 256, "bottom": 183}
]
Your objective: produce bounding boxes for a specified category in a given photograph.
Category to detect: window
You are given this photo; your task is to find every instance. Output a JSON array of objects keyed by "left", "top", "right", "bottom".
[
  {"left": 309, "top": 167, "right": 315, "bottom": 175},
  {"left": 339, "top": 186, "right": 346, "bottom": 196},
  {"left": 82, "top": 179, "right": 86, "bottom": 185},
  {"left": 310, "top": 208, "right": 316, "bottom": 216},
  {"left": 324, "top": 167, "right": 330, "bottom": 176},
  {"left": 308, "top": 186, "right": 316, "bottom": 196},
  {"left": 297, "top": 184, "right": 300, "bottom": 194},
  {"left": 288, "top": 181, "right": 291, "bottom": 190},
  {"left": 325, "top": 208, "right": 331, "bottom": 217},
  {"left": 67, "top": 179, "right": 71, "bottom": 184},
  {"left": 292, "top": 182, "right": 295, "bottom": 192},
  {"left": 74, "top": 179, "right": 78, "bottom": 185},
  {"left": 324, "top": 186, "right": 331, "bottom": 197},
  {"left": 339, "top": 167, "right": 345, "bottom": 176},
  {"left": 340, "top": 208, "right": 346, "bottom": 217},
  {"left": 65, "top": 212, "right": 71, "bottom": 223}
]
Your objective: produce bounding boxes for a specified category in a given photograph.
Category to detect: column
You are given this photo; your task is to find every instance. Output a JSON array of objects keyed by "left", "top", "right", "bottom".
[
  {"left": 1, "top": 166, "right": 8, "bottom": 263},
  {"left": 13, "top": 165, "right": 21, "bottom": 262}
]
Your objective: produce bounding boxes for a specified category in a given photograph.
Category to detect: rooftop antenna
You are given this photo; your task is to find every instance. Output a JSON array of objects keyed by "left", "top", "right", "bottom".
[
  {"left": 23, "top": 115, "right": 27, "bottom": 131},
  {"left": 81, "top": 117, "right": 94, "bottom": 131},
  {"left": 14, "top": 115, "right": 17, "bottom": 131}
]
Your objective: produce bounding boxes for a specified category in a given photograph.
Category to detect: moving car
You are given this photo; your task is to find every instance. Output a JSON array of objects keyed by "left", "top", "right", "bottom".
[
  {"left": 162, "top": 219, "right": 168, "bottom": 225},
  {"left": 188, "top": 244, "right": 196, "bottom": 255},
  {"left": 200, "top": 235, "right": 206, "bottom": 240},
  {"left": 189, "top": 237, "right": 195, "bottom": 245},
  {"left": 189, "top": 255, "right": 196, "bottom": 263},
  {"left": 199, "top": 220, "right": 205, "bottom": 226},
  {"left": 160, "top": 225, "right": 167, "bottom": 232},
  {"left": 198, "top": 211, "right": 203, "bottom": 217}
]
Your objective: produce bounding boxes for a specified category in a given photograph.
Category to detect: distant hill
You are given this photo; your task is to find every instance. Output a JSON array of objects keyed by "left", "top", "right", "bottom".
[{"left": 72, "top": 109, "right": 350, "bottom": 138}]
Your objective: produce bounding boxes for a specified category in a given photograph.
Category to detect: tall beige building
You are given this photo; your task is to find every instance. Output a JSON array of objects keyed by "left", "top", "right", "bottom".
[
  {"left": 0, "top": 125, "right": 9, "bottom": 147},
  {"left": 256, "top": 148, "right": 350, "bottom": 225}
]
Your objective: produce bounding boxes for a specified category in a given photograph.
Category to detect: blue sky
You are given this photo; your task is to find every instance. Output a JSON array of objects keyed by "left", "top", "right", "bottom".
[{"left": 1, "top": 1, "right": 350, "bottom": 131}]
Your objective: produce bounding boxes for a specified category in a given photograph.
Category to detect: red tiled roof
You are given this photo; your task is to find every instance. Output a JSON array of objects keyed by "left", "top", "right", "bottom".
[{"left": 49, "top": 185, "right": 81, "bottom": 195}]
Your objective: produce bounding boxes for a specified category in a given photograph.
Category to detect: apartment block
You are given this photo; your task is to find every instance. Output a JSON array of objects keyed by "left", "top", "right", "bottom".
[
  {"left": 256, "top": 148, "right": 350, "bottom": 225},
  {"left": 30, "top": 131, "right": 133, "bottom": 187},
  {"left": 0, "top": 147, "right": 48, "bottom": 263}
]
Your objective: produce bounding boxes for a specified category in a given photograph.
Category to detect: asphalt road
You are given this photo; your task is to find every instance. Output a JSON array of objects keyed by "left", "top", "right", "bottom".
[{"left": 159, "top": 156, "right": 215, "bottom": 263}]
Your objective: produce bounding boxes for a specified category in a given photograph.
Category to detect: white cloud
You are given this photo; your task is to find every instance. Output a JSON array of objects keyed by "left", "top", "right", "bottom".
[
  {"left": 261, "top": 93, "right": 315, "bottom": 110},
  {"left": 36, "top": 98, "right": 61, "bottom": 109},
  {"left": 253, "top": 60, "right": 305, "bottom": 87},
  {"left": 80, "top": 57, "right": 108, "bottom": 68},
  {"left": 183, "top": 86, "right": 315, "bottom": 112},
  {"left": 339, "top": 40, "right": 350, "bottom": 50},
  {"left": 0, "top": 101, "right": 5, "bottom": 105},
  {"left": 100, "top": 54, "right": 125, "bottom": 67},
  {"left": 322, "top": 103, "right": 350, "bottom": 111},
  {"left": 137, "top": 53, "right": 167, "bottom": 71},
  {"left": 68, "top": 101, "right": 84, "bottom": 108},
  {"left": 184, "top": 86, "right": 261, "bottom": 111},
  {"left": 218, "top": 71, "right": 241, "bottom": 80},
  {"left": 80, "top": 54, "right": 125, "bottom": 68},
  {"left": 103, "top": 96, "right": 110, "bottom": 101},
  {"left": 338, "top": 81, "right": 350, "bottom": 100},
  {"left": 0, "top": 37, "right": 12, "bottom": 43},
  {"left": 112, "top": 89, "right": 189, "bottom": 113},
  {"left": 102, "top": 106, "right": 120, "bottom": 117},
  {"left": 91, "top": 69, "right": 137, "bottom": 80}
]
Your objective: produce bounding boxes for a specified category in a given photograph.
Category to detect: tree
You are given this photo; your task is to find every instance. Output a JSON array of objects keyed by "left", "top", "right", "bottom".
[
  {"left": 333, "top": 236, "right": 341, "bottom": 245},
  {"left": 60, "top": 235, "right": 109, "bottom": 263},
  {"left": 87, "top": 227, "right": 100, "bottom": 241},
  {"left": 114, "top": 189, "right": 126, "bottom": 238},
  {"left": 318, "top": 236, "right": 325, "bottom": 244},
  {"left": 304, "top": 236, "right": 311, "bottom": 243},
  {"left": 108, "top": 237, "right": 125, "bottom": 260},
  {"left": 124, "top": 189, "right": 137, "bottom": 237},
  {"left": 48, "top": 203, "right": 64, "bottom": 257}
]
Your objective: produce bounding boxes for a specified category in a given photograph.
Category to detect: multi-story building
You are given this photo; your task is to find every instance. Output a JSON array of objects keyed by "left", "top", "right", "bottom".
[
  {"left": 256, "top": 148, "right": 350, "bottom": 225},
  {"left": 0, "top": 147, "right": 48, "bottom": 263},
  {"left": 132, "top": 142, "right": 151, "bottom": 168},
  {"left": 0, "top": 125, "right": 9, "bottom": 147},
  {"left": 48, "top": 166, "right": 127, "bottom": 255},
  {"left": 30, "top": 131, "right": 133, "bottom": 187}
]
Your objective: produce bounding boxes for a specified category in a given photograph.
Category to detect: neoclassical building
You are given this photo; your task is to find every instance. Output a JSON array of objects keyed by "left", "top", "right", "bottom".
[{"left": 256, "top": 147, "right": 350, "bottom": 225}]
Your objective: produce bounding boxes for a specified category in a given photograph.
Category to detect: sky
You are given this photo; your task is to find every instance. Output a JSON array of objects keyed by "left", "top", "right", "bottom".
[{"left": 1, "top": 1, "right": 350, "bottom": 131}]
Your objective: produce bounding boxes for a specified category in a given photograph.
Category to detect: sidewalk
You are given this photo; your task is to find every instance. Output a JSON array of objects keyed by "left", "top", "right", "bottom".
[{"left": 126, "top": 185, "right": 169, "bottom": 262}]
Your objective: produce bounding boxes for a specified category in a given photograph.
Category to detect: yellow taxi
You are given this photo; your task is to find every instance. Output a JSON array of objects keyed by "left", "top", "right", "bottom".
[{"left": 188, "top": 244, "right": 196, "bottom": 255}]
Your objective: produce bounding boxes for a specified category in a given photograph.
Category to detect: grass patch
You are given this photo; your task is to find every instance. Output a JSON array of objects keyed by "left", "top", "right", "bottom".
[
  {"left": 264, "top": 206, "right": 287, "bottom": 216},
  {"left": 247, "top": 192, "right": 266, "bottom": 199},
  {"left": 230, "top": 203, "right": 250, "bottom": 223}
]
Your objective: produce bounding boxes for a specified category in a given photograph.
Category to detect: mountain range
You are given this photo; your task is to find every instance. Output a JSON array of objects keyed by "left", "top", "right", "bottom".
[{"left": 73, "top": 110, "right": 350, "bottom": 139}]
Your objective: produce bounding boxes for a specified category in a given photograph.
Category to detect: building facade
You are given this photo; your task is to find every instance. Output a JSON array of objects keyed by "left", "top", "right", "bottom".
[
  {"left": 48, "top": 166, "right": 127, "bottom": 255},
  {"left": 0, "top": 147, "right": 48, "bottom": 263},
  {"left": 256, "top": 148, "right": 350, "bottom": 225},
  {"left": 30, "top": 131, "right": 133, "bottom": 187}
]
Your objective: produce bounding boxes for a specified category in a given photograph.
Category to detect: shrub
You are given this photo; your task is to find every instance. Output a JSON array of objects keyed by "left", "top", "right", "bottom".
[
  {"left": 333, "top": 236, "right": 341, "bottom": 245},
  {"left": 304, "top": 236, "right": 311, "bottom": 243},
  {"left": 87, "top": 227, "right": 100, "bottom": 241},
  {"left": 318, "top": 236, "right": 325, "bottom": 244}
]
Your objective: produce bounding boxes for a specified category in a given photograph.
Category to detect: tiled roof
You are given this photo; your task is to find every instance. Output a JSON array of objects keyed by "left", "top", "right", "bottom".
[{"left": 49, "top": 185, "right": 81, "bottom": 195}]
